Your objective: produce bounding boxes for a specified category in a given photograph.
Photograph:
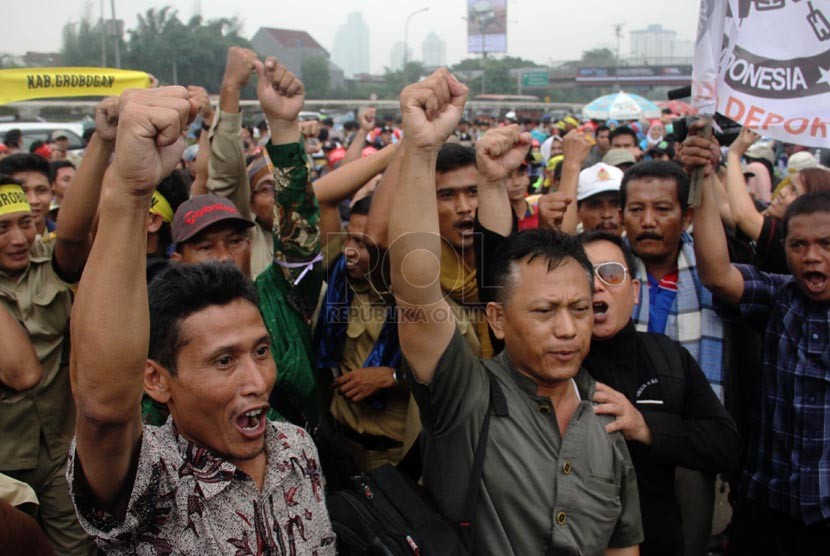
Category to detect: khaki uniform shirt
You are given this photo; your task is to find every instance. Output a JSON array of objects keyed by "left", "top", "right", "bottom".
[
  {"left": 0, "top": 238, "right": 75, "bottom": 471},
  {"left": 404, "top": 328, "right": 644, "bottom": 556},
  {"left": 330, "top": 283, "right": 410, "bottom": 441},
  {"left": 207, "top": 109, "right": 274, "bottom": 279}
]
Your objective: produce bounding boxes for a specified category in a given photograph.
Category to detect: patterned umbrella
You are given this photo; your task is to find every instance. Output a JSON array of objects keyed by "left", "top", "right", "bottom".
[{"left": 582, "top": 91, "right": 662, "bottom": 121}]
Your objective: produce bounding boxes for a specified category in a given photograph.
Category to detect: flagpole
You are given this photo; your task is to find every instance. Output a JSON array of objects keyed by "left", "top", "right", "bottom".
[{"left": 688, "top": 115, "right": 712, "bottom": 207}]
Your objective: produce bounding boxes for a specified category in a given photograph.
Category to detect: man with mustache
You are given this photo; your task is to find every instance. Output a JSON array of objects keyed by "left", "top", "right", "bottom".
[
  {"left": 621, "top": 160, "right": 731, "bottom": 556},
  {"left": 577, "top": 162, "right": 624, "bottom": 236}
]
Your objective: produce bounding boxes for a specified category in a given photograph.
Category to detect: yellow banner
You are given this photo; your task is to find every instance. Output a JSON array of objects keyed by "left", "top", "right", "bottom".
[{"left": 0, "top": 67, "right": 151, "bottom": 105}]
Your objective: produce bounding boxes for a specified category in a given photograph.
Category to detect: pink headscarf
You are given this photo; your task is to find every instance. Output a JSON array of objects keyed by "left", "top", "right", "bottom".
[{"left": 745, "top": 162, "right": 771, "bottom": 204}]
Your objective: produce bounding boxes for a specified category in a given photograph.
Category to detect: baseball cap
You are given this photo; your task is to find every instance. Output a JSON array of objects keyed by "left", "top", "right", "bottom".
[
  {"left": 577, "top": 163, "right": 623, "bottom": 202},
  {"left": 171, "top": 195, "right": 254, "bottom": 245},
  {"left": 744, "top": 143, "right": 775, "bottom": 166},
  {"left": 787, "top": 151, "right": 818, "bottom": 173},
  {"left": 603, "top": 148, "right": 636, "bottom": 168},
  {"left": 50, "top": 130, "right": 69, "bottom": 141}
]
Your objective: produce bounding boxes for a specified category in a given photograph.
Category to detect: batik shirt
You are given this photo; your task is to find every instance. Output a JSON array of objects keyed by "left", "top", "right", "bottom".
[{"left": 67, "top": 420, "right": 335, "bottom": 555}]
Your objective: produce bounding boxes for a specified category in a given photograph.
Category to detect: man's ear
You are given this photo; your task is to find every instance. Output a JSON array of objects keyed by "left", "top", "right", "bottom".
[
  {"left": 631, "top": 278, "right": 641, "bottom": 306},
  {"left": 170, "top": 250, "right": 182, "bottom": 262},
  {"left": 144, "top": 359, "right": 172, "bottom": 404},
  {"left": 147, "top": 212, "right": 164, "bottom": 234},
  {"left": 486, "top": 301, "right": 506, "bottom": 340}
]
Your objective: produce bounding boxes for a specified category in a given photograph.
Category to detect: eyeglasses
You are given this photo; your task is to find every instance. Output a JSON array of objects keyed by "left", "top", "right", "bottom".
[{"left": 594, "top": 261, "right": 628, "bottom": 287}]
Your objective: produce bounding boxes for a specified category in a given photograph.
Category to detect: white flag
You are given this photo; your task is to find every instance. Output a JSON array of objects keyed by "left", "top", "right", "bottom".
[{"left": 692, "top": 0, "right": 830, "bottom": 148}]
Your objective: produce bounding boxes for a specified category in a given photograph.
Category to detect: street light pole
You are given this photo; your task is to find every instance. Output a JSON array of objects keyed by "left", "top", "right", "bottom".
[{"left": 404, "top": 7, "right": 429, "bottom": 86}]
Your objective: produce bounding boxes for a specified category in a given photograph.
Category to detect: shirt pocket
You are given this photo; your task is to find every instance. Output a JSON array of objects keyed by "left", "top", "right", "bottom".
[
  {"left": 29, "top": 278, "right": 71, "bottom": 339},
  {"left": 572, "top": 475, "right": 622, "bottom": 552}
]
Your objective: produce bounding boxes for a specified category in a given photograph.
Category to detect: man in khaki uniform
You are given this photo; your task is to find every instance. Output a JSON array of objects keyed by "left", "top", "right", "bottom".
[
  {"left": 0, "top": 99, "right": 112, "bottom": 555},
  {"left": 316, "top": 196, "right": 414, "bottom": 470}
]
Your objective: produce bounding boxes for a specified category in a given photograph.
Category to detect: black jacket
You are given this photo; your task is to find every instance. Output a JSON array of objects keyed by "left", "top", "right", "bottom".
[{"left": 584, "top": 322, "right": 742, "bottom": 556}]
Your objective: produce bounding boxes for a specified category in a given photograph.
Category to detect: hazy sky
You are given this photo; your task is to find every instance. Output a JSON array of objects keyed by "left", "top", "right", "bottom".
[{"left": 2, "top": 0, "right": 700, "bottom": 73}]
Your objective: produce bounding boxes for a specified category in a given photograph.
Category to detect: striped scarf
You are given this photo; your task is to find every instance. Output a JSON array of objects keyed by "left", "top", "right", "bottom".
[{"left": 631, "top": 232, "right": 725, "bottom": 400}]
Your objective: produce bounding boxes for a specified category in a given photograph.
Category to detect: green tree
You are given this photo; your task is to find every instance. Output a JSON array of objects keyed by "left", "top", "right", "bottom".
[
  {"left": 301, "top": 56, "right": 330, "bottom": 99},
  {"left": 60, "top": 6, "right": 252, "bottom": 94}
]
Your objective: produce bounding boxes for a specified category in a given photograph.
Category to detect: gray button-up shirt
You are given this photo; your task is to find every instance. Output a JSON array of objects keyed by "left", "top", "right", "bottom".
[{"left": 406, "top": 328, "right": 643, "bottom": 556}]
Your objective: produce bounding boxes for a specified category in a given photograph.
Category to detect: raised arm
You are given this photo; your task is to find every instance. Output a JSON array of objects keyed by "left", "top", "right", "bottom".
[
  {"left": 71, "top": 87, "right": 193, "bottom": 516},
  {"left": 683, "top": 122, "right": 745, "bottom": 305},
  {"left": 188, "top": 86, "right": 214, "bottom": 197},
  {"left": 0, "top": 304, "right": 42, "bottom": 391},
  {"left": 343, "top": 107, "right": 375, "bottom": 166},
  {"left": 364, "top": 140, "right": 405, "bottom": 252},
  {"left": 557, "top": 130, "right": 593, "bottom": 234},
  {"left": 725, "top": 127, "right": 764, "bottom": 240},
  {"left": 207, "top": 47, "right": 264, "bottom": 218},
  {"left": 53, "top": 96, "right": 117, "bottom": 278},
  {"left": 314, "top": 142, "right": 396, "bottom": 245},
  {"left": 389, "top": 69, "right": 468, "bottom": 383},
  {"left": 475, "top": 125, "right": 532, "bottom": 236}
]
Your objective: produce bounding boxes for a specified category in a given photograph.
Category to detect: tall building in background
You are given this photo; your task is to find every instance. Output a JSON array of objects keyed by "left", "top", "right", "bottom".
[
  {"left": 332, "top": 12, "right": 369, "bottom": 78},
  {"left": 629, "top": 24, "right": 679, "bottom": 64},
  {"left": 389, "top": 42, "right": 411, "bottom": 72},
  {"left": 421, "top": 32, "right": 446, "bottom": 68}
]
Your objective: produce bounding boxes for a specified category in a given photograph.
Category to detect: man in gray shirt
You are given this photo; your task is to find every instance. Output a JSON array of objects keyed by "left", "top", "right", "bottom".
[{"left": 388, "top": 68, "right": 643, "bottom": 556}]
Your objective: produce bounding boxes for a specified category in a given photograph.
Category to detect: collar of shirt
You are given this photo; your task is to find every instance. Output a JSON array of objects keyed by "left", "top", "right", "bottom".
[{"left": 494, "top": 348, "right": 596, "bottom": 401}]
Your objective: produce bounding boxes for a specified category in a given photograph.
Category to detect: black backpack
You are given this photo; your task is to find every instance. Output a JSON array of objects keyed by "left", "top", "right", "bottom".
[{"left": 326, "top": 371, "right": 509, "bottom": 555}]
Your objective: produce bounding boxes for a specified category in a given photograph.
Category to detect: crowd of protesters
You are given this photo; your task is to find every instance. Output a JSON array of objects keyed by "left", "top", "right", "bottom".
[{"left": 1, "top": 45, "right": 829, "bottom": 556}]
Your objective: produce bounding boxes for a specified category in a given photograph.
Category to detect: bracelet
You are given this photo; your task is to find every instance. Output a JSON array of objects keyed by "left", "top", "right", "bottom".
[{"left": 201, "top": 120, "right": 212, "bottom": 131}]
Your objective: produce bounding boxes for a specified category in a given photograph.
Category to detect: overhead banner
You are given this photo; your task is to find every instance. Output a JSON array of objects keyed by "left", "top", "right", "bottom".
[
  {"left": 467, "top": 0, "right": 507, "bottom": 54},
  {"left": 0, "top": 67, "right": 151, "bottom": 105},
  {"left": 692, "top": 0, "right": 830, "bottom": 147}
]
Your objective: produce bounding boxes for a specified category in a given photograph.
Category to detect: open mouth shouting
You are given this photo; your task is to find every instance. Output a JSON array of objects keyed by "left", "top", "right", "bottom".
[
  {"left": 593, "top": 300, "right": 610, "bottom": 323},
  {"left": 455, "top": 218, "right": 475, "bottom": 237},
  {"left": 802, "top": 270, "right": 828, "bottom": 295},
  {"left": 235, "top": 407, "right": 267, "bottom": 440}
]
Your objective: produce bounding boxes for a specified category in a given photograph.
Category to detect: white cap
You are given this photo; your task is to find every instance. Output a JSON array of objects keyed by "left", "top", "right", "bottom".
[
  {"left": 787, "top": 151, "right": 818, "bottom": 173},
  {"left": 577, "top": 163, "right": 624, "bottom": 202}
]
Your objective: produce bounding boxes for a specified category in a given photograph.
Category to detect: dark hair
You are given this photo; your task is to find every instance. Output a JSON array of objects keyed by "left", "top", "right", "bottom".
[
  {"left": 0, "top": 152, "right": 51, "bottom": 181},
  {"left": 349, "top": 194, "right": 373, "bottom": 217},
  {"left": 148, "top": 261, "right": 260, "bottom": 374},
  {"left": 155, "top": 170, "right": 191, "bottom": 252},
  {"left": 578, "top": 230, "right": 640, "bottom": 280},
  {"left": 3, "top": 129, "right": 21, "bottom": 148},
  {"left": 491, "top": 229, "right": 593, "bottom": 304},
  {"left": 436, "top": 143, "right": 476, "bottom": 174},
  {"left": 596, "top": 125, "right": 610, "bottom": 135},
  {"left": 0, "top": 174, "right": 22, "bottom": 187},
  {"left": 49, "top": 160, "right": 76, "bottom": 183},
  {"left": 29, "top": 140, "right": 46, "bottom": 154},
  {"left": 783, "top": 191, "right": 830, "bottom": 238},
  {"left": 620, "top": 160, "right": 691, "bottom": 212},
  {"left": 609, "top": 126, "right": 638, "bottom": 145},
  {"left": 799, "top": 168, "right": 830, "bottom": 194},
  {"left": 343, "top": 121, "right": 360, "bottom": 132},
  {"left": 322, "top": 117, "right": 334, "bottom": 127}
]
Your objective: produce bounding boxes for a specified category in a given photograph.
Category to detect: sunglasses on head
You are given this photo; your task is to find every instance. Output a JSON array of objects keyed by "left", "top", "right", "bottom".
[{"left": 594, "top": 261, "right": 628, "bottom": 287}]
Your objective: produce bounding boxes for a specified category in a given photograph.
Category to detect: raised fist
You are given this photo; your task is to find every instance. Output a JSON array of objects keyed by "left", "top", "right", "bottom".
[
  {"left": 399, "top": 68, "right": 468, "bottom": 152},
  {"left": 476, "top": 125, "right": 532, "bottom": 183},
  {"left": 110, "top": 87, "right": 195, "bottom": 195},
  {"left": 537, "top": 191, "right": 573, "bottom": 231},
  {"left": 358, "top": 106, "right": 376, "bottom": 133},
  {"left": 561, "top": 130, "right": 594, "bottom": 167},
  {"left": 256, "top": 57, "right": 305, "bottom": 123},
  {"left": 187, "top": 85, "right": 213, "bottom": 123},
  {"left": 94, "top": 96, "right": 120, "bottom": 143},
  {"left": 223, "top": 46, "right": 263, "bottom": 90}
]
